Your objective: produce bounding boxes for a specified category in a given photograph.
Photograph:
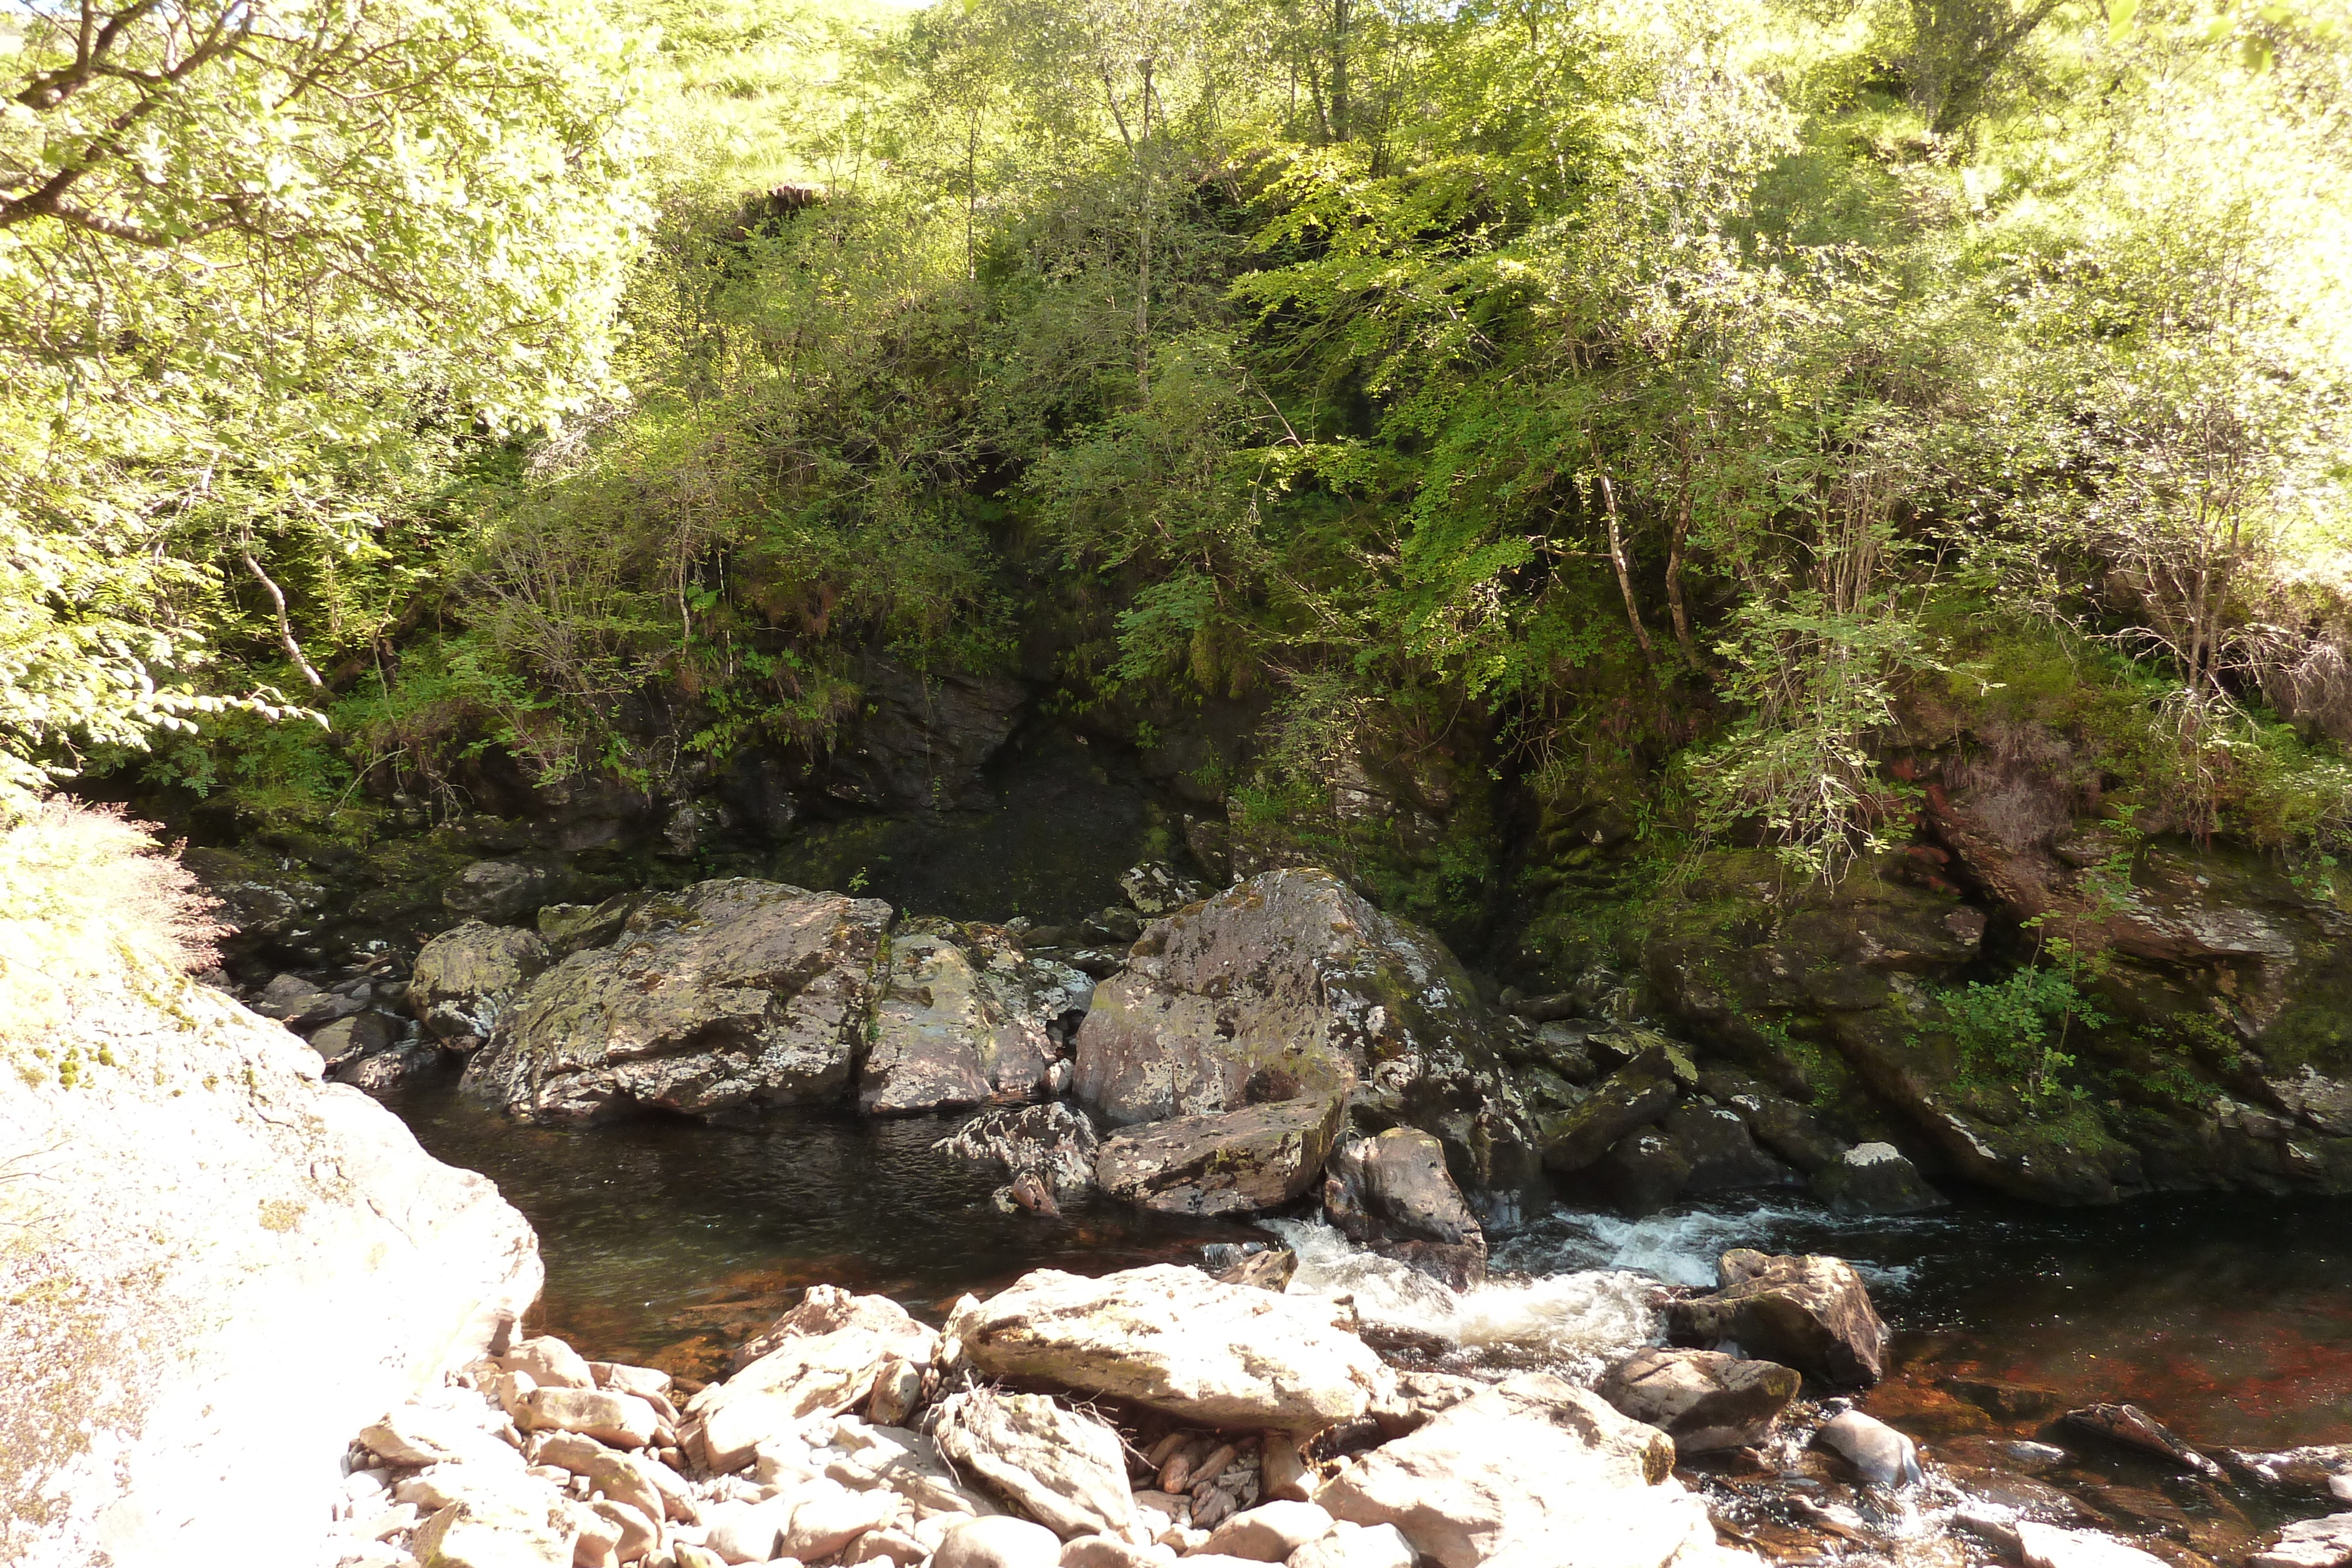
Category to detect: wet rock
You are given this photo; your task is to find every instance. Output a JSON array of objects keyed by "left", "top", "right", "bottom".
[
  {"left": 1096, "top": 1096, "right": 1345, "bottom": 1216},
  {"left": 1591, "top": 1127, "right": 1692, "bottom": 1216},
  {"left": 1122, "top": 861, "right": 1207, "bottom": 916},
  {"left": 255, "top": 971, "right": 363, "bottom": 1029},
  {"left": 464, "top": 879, "right": 891, "bottom": 1123},
  {"left": 310, "top": 1008, "right": 400, "bottom": 1064},
  {"left": 2017, "top": 1522, "right": 2171, "bottom": 1568},
  {"left": 1595, "top": 1349, "right": 1801, "bottom": 1455},
  {"left": 690, "top": 1286, "right": 939, "bottom": 1472},
  {"left": 1814, "top": 1409, "right": 1920, "bottom": 1489},
  {"left": 1947, "top": 1377, "right": 2064, "bottom": 1422},
  {"left": 2253, "top": 1514, "right": 2352, "bottom": 1568},
  {"left": 1212, "top": 1246, "right": 1299, "bottom": 1292},
  {"left": 861, "top": 923, "right": 1065, "bottom": 1116},
  {"left": 948, "top": 1265, "right": 1387, "bottom": 1428},
  {"left": 331, "top": 1034, "right": 445, "bottom": 1094},
  {"left": 2063, "top": 1403, "right": 2223, "bottom": 1477},
  {"left": 1324, "top": 1128, "right": 1486, "bottom": 1257},
  {"left": 1072, "top": 868, "right": 1537, "bottom": 1188},
  {"left": 1542, "top": 1068, "right": 1677, "bottom": 1175},
  {"left": 1810, "top": 1143, "right": 1946, "bottom": 1215},
  {"left": 1314, "top": 1374, "right": 1691, "bottom": 1568},
  {"left": 412, "top": 921, "right": 553, "bottom": 1044},
  {"left": 1666, "top": 1249, "right": 1887, "bottom": 1386},
  {"left": 932, "top": 1389, "right": 1141, "bottom": 1540},
  {"left": 446, "top": 858, "right": 572, "bottom": 923},
  {"left": 1691, "top": 1068, "right": 1835, "bottom": 1166},
  {"left": 2229, "top": 1445, "right": 2352, "bottom": 1493},
  {"left": 934, "top": 1102, "right": 1102, "bottom": 1195},
  {"left": 936, "top": 1516, "right": 1064, "bottom": 1568},
  {"left": 1663, "top": 1103, "right": 1799, "bottom": 1194}
]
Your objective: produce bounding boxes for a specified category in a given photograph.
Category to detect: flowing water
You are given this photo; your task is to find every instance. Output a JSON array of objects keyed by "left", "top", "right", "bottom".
[{"left": 396, "top": 1079, "right": 2352, "bottom": 1453}]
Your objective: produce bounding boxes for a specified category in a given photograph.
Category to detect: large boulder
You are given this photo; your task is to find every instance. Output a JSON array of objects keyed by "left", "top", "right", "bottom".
[
  {"left": 463, "top": 880, "right": 892, "bottom": 1122},
  {"left": 1324, "top": 1128, "right": 1486, "bottom": 1285},
  {"left": 1095, "top": 1097, "right": 1345, "bottom": 1216},
  {"left": 686, "top": 1286, "right": 938, "bottom": 1472},
  {"left": 1315, "top": 1374, "right": 1696, "bottom": 1568},
  {"left": 0, "top": 972, "right": 540, "bottom": 1566},
  {"left": 1073, "top": 868, "right": 1537, "bottom": 1188},
  {"left": 948, "top": 1265, "right": 1388, "bottom": 1429},
  {"left": 1810, "top": 1143, "right": 1946, "bottom": 1215},
  {"left": 1542, "top": 1067, "right": 1677, "bottom": 1175},
  {"left": 860, "top": 922, "right": 1087, "bottom": 1116},
  {"left": 1595, "top": 1350, "right": 1799, "bottom": 1455},
  {"left": 411, "top": 920, "right": 552, "bottom": 1044},
  {"left": 1665, "top": 1250, "right": 1887, "bottom": 1386},
  {"left": 444, "top": 857, "right": 574, "bottom": 922},
  {"left": 931, "top": 1390, "right": 1140, "bottom": 1541}
]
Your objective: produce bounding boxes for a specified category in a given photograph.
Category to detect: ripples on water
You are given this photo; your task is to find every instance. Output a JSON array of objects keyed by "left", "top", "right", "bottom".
[{"left": 396, "top": 1081, "right": 2352, "bottom": 1452}]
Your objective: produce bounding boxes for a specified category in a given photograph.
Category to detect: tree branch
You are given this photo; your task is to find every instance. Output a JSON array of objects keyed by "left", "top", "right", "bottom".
[{"left": 240, "top": 550, "right": 326, "bottom": 691}]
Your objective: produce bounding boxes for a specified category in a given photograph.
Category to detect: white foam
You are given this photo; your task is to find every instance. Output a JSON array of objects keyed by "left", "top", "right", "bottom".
[
  {"left": 1258, "top": 1218, "right": 1661, "bottom": 1377},
  {"left": 1493, "top": 1201, "right": 1932, "bottom": 1292}
]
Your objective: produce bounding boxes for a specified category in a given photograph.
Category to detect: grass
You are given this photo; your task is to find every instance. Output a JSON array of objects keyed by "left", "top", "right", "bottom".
[{"left": 0, "top": 801, "right": 220, "bottom": 1055}]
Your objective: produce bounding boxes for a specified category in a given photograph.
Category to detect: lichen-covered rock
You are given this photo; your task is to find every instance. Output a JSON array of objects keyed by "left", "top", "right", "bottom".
[
  {"left": 412, "top": 921, "right": 552, "bottom": 1044},
  {"left": 1095, "top": 1096, "right": 1344, "bottom": 1216},
  {"left": 934, "top": 1101, "right": 1103, "bottom": 1193},
  {"left": 1072, "top": 868, "right": 1536, "bottom": 1188},
  {"left": 948, "top": 1265, "right": 1387, "bottom": 1429},
  {"left": 1665, "top": 1250, "right": 1887, "bottom": 1386},
  {"left": 1543, "top": 1068, "right": 1676, "bottom": 1175},
  {"left": 463, "top": 879, "right": 891, "bottom": 1123},
  {"left": 0, "top": 976, "right": 540, "bottom": 1567},
  {"left": 445, "top": 857, "right": 574, "bottom": 923},
  {"left": 860, "top": 922, "right": 1088, "bottom": 1116}
]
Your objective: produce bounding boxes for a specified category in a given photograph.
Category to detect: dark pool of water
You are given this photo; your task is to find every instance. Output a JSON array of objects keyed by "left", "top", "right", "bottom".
[
  {"left": 392, "top": 1083, "right": 1256, "bottom": 1379},
  {"left": 397, "top": 1078, "right": 2352, "bottom": 1457}
]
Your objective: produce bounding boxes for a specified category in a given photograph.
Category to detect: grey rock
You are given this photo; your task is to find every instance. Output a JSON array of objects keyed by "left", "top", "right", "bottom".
[
  {"left": 255, "top": 972, "right": 362, "bottom": 1030},
  {"left": 330, "top": 1037, "right": 445, "bottom": 1095},
  {"left": 411, "top": 921, "right": 550, "bottom": 1044},
  {"left": 1120, "top": 861, "right": 1205, "bottom": 916},
  {"left": 463, "top": 878, "right": 891, "bottom": 1122},
  {"left": 936, "top": 1517, "right": 1064, "bottom": 1568},
  {"left": 1541, "top": 1068, "right": 1676, "bottom": 1175},
  {"left": 1097, "top": 1096, "right": 1344, "bottom": 1217},
  {"left": 861, "top": 922, "right": 1077, "bottom": 1116},
  {"left": 1324, "top": 1127, "right": 1484, "bottom": 1249},
  {"left": 931, "top": 1389, "right": 1140, "bottom": 1541},
  {"left": 1666, "top": 1249, "right": 1888, "bottom": 1386},
  {"left": 1811, "top": 1142, "right": 1947, "bottom": 1214},
  {"left": 1591, "top": 1128, "right": 1691, "bottom": 1216},
  {"left": 1816, "top": 1409, "right": 1921, "bottom": 1489},
  {"left": 444, "top": 858, "right": 570, "bottom": 923},
  {"left": 1595, "top": 1348, "right": 1800, "bottom": 1454},
  {"left": 933, "top": 1102, "right": 1102, "bottom": 1194},
  {"left": 535, "top": 895, "right": 637, "bottom": 959},
  {"left": 309, "top": 1009, "right": 399, "bottom": 1065},
  {"left": 1665, "top": 1102, "right": 1800, "bottom": 1193},
  {"left": 824, "top": 657, "right": 1027, "bottom": 813},
  {"left": 1073, "top": 868, "right": 1537, "bottom": 1188}
]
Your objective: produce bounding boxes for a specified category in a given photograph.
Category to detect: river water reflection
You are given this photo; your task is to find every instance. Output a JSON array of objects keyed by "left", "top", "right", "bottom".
[{"left": 396, "top": 1081, "right": 2352, "bottom": 1457}]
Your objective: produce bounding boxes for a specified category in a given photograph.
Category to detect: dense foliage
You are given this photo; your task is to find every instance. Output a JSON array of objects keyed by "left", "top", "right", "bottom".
[{"left": 6, "top": 0, "right": 2350, "bottom": 889}]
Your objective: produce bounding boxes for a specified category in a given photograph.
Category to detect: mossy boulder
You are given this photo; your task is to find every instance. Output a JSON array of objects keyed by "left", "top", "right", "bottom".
[{"left": 1072, "top": 867, "right": 1538, "bottom": 1190}]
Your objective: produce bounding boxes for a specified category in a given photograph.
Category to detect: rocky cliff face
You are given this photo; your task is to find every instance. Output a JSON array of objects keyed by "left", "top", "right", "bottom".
[{"left": 0, "top": 972, "right": 540, "bottom": 1568}]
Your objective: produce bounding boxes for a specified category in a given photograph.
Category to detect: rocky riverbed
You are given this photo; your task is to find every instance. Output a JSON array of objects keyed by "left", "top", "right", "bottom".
[{"left": 162, "top": 851, "right": 2352, "bottom": 1568}]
